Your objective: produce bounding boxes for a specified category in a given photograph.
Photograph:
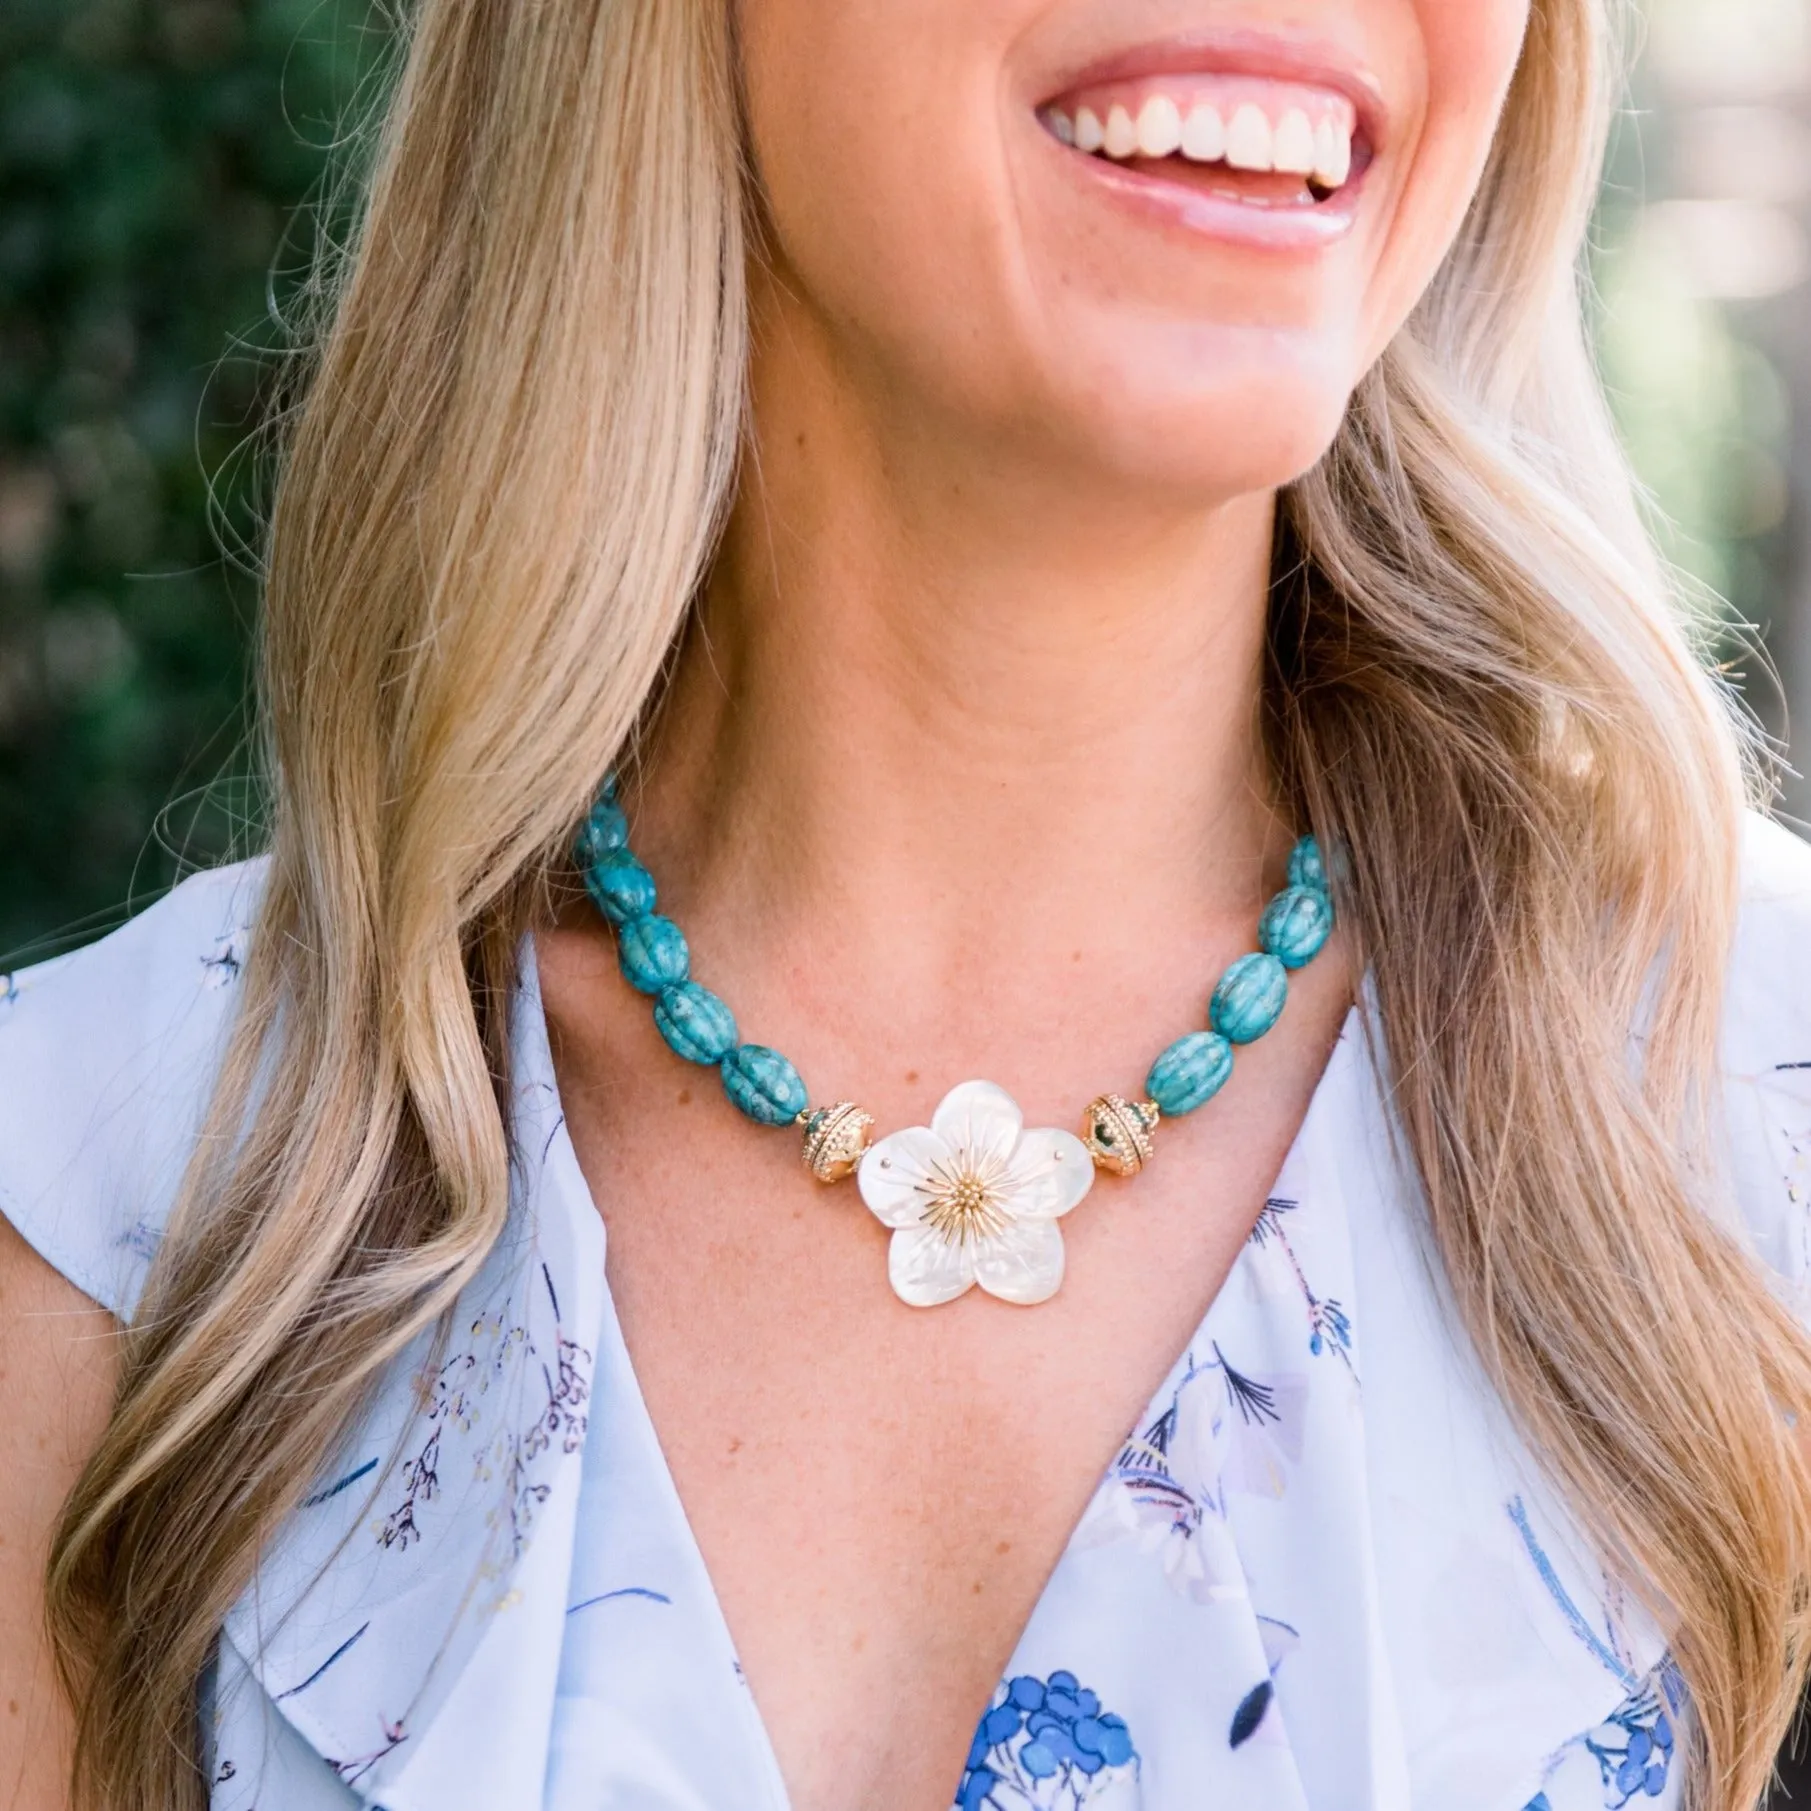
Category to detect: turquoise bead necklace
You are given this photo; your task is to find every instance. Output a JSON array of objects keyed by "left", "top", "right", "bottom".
[{"left": 574, "top": 779, "right": 1337, "bottom": 1308}]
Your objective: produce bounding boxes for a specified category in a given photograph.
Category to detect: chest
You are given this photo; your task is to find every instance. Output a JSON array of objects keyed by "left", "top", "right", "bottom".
[
  {"left": 542, "top": 937, "right": 1352, "bottom": 1811},
  {"left": 209, "top": 955, "right": 1684, "bottom": 1811}
]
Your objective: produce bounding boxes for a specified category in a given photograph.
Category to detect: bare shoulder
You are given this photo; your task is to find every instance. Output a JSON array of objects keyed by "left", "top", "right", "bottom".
[{"left": 0, "top": 1212, "right": 119, "bottom": 1811}]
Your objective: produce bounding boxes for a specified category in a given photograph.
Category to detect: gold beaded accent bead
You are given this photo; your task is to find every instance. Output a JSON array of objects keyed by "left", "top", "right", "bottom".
[
  {"left": 799, "top": 1101, "right": 875, "bottom": 1184},
  {"left": 1081, "top": 1095, "right": 1161, "bottom": 1177}
]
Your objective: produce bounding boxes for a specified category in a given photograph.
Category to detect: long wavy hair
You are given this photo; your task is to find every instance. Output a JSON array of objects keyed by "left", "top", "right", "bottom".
[{"left": 44, "top": 0, "right": 1811, "bottom": 1804}]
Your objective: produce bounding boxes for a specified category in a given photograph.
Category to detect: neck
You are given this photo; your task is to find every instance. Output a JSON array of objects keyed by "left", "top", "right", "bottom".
[{"left": 631, "top": 283, "right": 1293, "bottom": 993}]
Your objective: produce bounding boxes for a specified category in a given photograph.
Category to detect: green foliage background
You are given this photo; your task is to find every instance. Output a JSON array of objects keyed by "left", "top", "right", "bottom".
[{"left": 0, "top": 0, "right": 379, "bottom": 957}]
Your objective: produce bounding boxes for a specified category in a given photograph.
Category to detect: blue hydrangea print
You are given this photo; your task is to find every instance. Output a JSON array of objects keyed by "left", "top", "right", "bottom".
[
  {"left": 1519, "top": 1666, "right": 1680, "bottom": 1809},
  {"left": 955, "top": 1671, "right": 1138, "bottom": 1809},
  {"left": 1583, "top": 1666, "right": 1680, "bottom": 1807}
]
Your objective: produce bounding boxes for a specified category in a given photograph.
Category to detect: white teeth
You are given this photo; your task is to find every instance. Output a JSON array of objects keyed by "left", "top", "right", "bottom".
[
  {"left": 1272, "top": 109, "right": 1316, "bottom": 176},
  {"left": 1180, "top": 103, "right": 1226, "bottom": 163},
  {"left": 1225, "top": 104, "right": 1275, "bottom": 172},
  {"left": 1135, "top": 94, "right": 1183, "bottom": 158},
  {"left": 1059, "top": 89, "right": 1356, "bottom": 191},
  {"left": 1313, "top": 118, "right": 1353, "bottom": 189},
  {"left": 1313, "top": 117, "right": 1339, "bottom": 182}
]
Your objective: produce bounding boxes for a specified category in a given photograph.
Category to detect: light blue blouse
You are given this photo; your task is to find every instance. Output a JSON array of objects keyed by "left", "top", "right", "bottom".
[{"left": 5, "top": 818, "right": 1811, "bottom": 1811}]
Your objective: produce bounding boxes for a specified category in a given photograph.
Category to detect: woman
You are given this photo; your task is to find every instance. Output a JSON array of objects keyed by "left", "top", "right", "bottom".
[{"left": 4, "top": 0, "right": 1811, "bottom": 1806}]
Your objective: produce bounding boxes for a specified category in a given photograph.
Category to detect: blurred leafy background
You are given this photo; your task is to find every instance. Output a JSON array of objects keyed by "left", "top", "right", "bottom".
[
  {"left": 0, "top": 0, "right": 383, "bottom": 957},
  {"left": 0, "top": 0, "right": 1809, "bottom": 963},
  {"left": 1594, "top": 0, "right": 1811, "bottom": 818}
]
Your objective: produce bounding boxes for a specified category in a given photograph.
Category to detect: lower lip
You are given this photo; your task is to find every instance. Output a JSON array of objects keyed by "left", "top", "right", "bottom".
[{"left": 1056, "top": 145, "right": 1364, "bottom": 250}]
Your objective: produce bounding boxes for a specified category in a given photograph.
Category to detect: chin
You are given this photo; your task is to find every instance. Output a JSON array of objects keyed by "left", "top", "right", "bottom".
[{"left": 1020, "top": 322, "right": 1363, "bottom": 501}]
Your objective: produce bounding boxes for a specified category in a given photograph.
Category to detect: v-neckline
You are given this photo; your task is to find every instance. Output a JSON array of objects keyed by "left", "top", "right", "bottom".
[{"left": 521, "top": 938, "right": 1362, "bottom": 1810}]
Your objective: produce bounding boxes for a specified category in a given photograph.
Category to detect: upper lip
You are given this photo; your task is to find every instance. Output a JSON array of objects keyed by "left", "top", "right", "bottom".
[{"left": 1038, "top": 27, "right": 1388, "bottom": 156}]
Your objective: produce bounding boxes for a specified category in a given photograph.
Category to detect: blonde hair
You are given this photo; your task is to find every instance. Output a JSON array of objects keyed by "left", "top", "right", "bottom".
[{"left": 46, "top": 0, "right": 1811, "bottom": 1805}]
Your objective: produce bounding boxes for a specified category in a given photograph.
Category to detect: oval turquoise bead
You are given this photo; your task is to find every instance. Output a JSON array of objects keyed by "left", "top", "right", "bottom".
[
  {"left": 575, "top": 797, "right": 630, "bottom": 866},
  {"left": 616, "top": 914, "right": 689, "bottom": 995},
  {"left": 1146, "top": 1031, "right": 1234, "bottom": 1118},
  {"left": 720, "top": 1044, "right": 808, "bottom": 1126},
  {"left": 653, "top": 982, "right": 739, "bottom": 1066},
  {"left": 585, "top": 848, "right": 657, "bottom": 926},
  {"left": 1259, "top": 885, "right": 1334, "bottom": 971},
  {"left": 1287, "top": 836, "right": 1328, "bottom": 894},
  {"left": 1210, "top": 952, "right": 1289, "bottom": 1044}
]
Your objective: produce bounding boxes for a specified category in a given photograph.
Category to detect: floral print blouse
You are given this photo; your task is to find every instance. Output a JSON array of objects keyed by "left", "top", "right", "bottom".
[{"left": 4, "top": 817, "right": 1811, "bottom": 1811}]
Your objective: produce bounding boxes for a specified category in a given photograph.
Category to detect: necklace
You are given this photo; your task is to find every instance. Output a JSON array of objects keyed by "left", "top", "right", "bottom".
[{"left": 574, "top": 781, "right": 1335, "bottom": 1309}]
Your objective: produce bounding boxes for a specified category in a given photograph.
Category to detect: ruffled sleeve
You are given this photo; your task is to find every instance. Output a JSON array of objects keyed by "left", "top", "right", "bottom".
[{"left": 0, "top": 860, "right": 266, "bottom": 1321}]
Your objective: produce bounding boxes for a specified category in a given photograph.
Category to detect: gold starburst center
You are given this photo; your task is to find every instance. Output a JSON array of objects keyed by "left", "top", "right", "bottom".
[{"left": 921, "top": 1161, "right": 1010, "bottom": 1244}]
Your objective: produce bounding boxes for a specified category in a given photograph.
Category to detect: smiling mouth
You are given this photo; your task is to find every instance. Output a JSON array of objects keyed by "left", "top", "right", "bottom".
[{"left": 1039, "top": 74, "right": 1373, "bottom": 211}]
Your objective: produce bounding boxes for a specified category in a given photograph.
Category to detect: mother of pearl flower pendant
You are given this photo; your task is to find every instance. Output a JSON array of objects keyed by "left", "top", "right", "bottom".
[
  {"left": 855, "top": 1080, "right": 1095, "bottom": 1309},
  {"left": 578, "top": 782, "right": 1338, "bottom": 1309}
]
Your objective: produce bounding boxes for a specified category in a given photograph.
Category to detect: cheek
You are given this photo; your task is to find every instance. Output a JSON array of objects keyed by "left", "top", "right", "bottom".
[
  {"left": 739, "top": 0, "right": 1033, "bottom": 373},
  {"left": 1359, "top": 0, "right": 1532, "bottom": 351},
  {"left": 745, "top": 12, "right": 1361, "bottom": 495}
]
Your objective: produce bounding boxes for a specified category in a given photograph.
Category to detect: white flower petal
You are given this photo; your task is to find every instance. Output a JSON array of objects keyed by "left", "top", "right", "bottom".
[
  {"left": 973, "top": 1217, "right": 1066, "bottom": 1306},
  {"left": 930, "top": 1080, "right": 1022, "bottom": 1172},
  {"left": 857, "top": 1126, "right": 948, "bottom": 1228},
  {"left": 887, "top": 1224, "right": 978, "bottom": 1307},
  {"left": 1003, "top": 1127, "right": 1095, "bottom": 1219}
]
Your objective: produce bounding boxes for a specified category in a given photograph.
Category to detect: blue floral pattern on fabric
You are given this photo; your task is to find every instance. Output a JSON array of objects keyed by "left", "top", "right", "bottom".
[
  {"left": 378, "top": 1262, "right": 591, "bottom": 1561},
  {"left": 201, "top": 927, "right": 248, "bottom": 988},
  {"left": 1511, "top": 1495, "right": 1682, "bottom": 1809},
  {"left": 1519, "top": 1664, "right": 1681, "bottom": 1810},
  {"left": 955, "top": 1672, "right": 1137, "bottom": 1810},
  {"left": 1074, "top": 1337, "right": 1313, "bottom": 1597},
  {"left": 1249, "top": 1195, "right": 1354, "bottom": 1369},
  {"left": 1586, "top": 1668, "right": 1680, "bottom": 1806}
]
